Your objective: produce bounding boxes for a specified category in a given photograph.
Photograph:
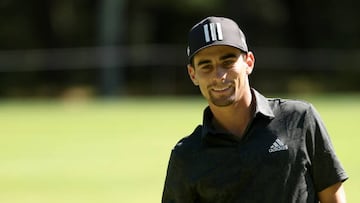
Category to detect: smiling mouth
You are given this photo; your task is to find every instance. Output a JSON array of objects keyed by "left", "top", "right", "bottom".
[{"left": 211, "top": 85, "right": 232, "bottom": 92}]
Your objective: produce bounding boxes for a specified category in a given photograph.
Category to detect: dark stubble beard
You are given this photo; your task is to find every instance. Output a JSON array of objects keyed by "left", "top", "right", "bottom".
[{"left": 208, "top": 87, "right": 236, "bottom": 107}]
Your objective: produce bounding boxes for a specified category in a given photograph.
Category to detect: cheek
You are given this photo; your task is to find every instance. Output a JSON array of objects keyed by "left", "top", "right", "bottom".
[
  {"left": 231, "top": 69, "right": 247, "bottom": 87},
  {"left": 195, "top": 72, "right": 210, "bottom": 86},
  {"left": 196, "top": 78, "right": 211, "bottom": 97},
  {"left": 198, "top": 81, "right": 208, "bottom": 94},
  {"left": 228, "top": 69, "right": 243, "bottom": 81}
]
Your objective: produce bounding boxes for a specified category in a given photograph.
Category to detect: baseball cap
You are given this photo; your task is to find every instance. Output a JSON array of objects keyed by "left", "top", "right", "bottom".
[{"left": 187, "top": 16, "right": 248, "bottom": 61}]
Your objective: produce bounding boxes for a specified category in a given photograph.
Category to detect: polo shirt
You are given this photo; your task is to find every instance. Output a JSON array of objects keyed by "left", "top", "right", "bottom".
[{"left": 162, "top": 89, "right": 348, "bottom": 203}]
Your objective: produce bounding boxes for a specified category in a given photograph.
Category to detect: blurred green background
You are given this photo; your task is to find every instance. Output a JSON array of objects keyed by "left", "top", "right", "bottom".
[
  {"left": 0, "top": 0, "right": 359, "bottom": 202},
  {"left": 0, "top": 96, "right": 359, "bottom": 202}
]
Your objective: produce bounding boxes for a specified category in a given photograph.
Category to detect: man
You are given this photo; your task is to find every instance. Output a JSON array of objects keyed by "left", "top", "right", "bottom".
[{"left": 162, "top": 16, "right": 348, "bottom": 203}]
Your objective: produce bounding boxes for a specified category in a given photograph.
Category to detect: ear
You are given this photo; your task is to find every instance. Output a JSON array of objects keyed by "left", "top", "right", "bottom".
[
  {"left": 245, "top": 51, "right": 255, "bottom": 75},
  {"left": 187, "top": 64, "right": 199, "bottom": 86}
]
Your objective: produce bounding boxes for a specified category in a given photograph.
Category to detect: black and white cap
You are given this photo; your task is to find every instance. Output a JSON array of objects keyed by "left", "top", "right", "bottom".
[{"left": 187, "top": 16, "right": 248, "bottom": 61}]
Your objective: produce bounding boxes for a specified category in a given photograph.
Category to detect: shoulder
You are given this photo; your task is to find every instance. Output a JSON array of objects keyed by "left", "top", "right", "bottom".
[
  {"left": 253, "top": 89, "right": 314, "bottom": 119},
  {"left": 267, "top": 97, "right": 314, "bottom": 116},
  {"left": 266, "top": 97, "right": 320, "bottom": 130},
  {"left": 172, "top": 125, "right": 203, "bottom": 155}
]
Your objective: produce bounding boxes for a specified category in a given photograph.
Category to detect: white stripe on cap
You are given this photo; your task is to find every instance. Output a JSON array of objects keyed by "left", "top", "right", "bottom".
[
  {"left": 216, "top": 23, "right": 223, "bottom": 40},
  {"left": 209, "top": 23, "right": 217, "bottom": 41},
  {"left": 203, "top": 22, "right": 224, "bottom": 43},
  {"left": 203, "top": 24, "right": 210, "bottom": 42}
]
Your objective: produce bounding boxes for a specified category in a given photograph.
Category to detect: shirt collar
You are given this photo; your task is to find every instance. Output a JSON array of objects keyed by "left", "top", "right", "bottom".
[
  {"left": 252, "top": 89, "right": 275, "bottom": 119},
  {"left": 201, "top": 89, "right": 275, "bottom": 140}
]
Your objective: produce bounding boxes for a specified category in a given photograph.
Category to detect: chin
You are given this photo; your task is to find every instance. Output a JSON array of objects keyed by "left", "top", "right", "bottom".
[
  {"left": 210, "top": 96, "right": 236, "bottom": 107},
  {"left": 208, "top": 87, "right": 236, "bottom": 105}
]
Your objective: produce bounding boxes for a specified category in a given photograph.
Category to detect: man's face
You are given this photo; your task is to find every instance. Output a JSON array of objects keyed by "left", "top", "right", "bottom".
[{"left": 188, "top": 45, "right": 254, "bottom": 107}]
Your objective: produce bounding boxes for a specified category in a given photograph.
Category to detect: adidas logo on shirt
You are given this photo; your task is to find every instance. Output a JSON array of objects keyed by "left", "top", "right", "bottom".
[{"left": 268, "top": 138, "right": 288, "bottom": 153}]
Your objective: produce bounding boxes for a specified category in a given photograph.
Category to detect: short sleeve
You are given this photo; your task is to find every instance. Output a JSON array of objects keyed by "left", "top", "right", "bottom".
[{"left": 305, "top": 104, "right": 348, "bottom": 192}]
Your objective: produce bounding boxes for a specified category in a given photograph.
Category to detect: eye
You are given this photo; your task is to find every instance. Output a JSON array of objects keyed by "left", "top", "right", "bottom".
[
  {"left": 223, "top": 60, "right": 235, "bottom": 68},
  {"left": 199, "top": 65, "right": 213, "bottom": 72}
]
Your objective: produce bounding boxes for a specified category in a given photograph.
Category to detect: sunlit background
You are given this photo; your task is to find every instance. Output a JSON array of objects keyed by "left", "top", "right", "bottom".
[{"left": 0, "top": 0, "right": 359, "bottom": 202}]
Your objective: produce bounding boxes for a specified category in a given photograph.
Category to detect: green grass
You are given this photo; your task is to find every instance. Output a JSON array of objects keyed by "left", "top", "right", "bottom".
[{"left": 0, "top": 95, "right": 358, "bottom": 203}]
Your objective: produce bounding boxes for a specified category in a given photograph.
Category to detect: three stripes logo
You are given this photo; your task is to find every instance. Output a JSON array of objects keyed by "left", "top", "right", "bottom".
[
  {"left": 268, "top": 138, "right": 288, "bottom": 153},
  {"left": 203, "top": 23, "right": 223, "bottom": 43}
]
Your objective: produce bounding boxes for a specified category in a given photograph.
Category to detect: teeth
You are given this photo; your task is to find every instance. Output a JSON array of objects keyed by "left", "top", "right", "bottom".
[
  {"left": 214, "top": 88, "right": 226, "bottom": 91},
  {"left": 213, "top": 86, "right": 230, "bottom": 91}
]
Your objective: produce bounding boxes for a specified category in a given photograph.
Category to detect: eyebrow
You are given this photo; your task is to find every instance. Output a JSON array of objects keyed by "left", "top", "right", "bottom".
[{"left": 220, "top": 53, "right": 237, "bottom": 61}]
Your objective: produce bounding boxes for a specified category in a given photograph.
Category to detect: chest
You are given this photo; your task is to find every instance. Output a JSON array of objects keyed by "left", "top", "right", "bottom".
[{"left": 190, "top": 126, "right": 310, "bottom": 202}]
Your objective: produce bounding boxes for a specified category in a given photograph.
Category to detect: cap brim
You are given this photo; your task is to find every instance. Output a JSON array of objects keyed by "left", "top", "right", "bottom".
[{"left": 188, "top": 42, "right": 248, "bottom": 62}]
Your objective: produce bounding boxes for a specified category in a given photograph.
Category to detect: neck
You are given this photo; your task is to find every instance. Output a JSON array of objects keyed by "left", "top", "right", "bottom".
[{"left": 209, "top": 89, "right": 255, "bottom": 137}]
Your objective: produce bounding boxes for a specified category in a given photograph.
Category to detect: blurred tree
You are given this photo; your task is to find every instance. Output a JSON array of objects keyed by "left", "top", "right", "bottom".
[
  {"left": 0, "top": 0, "right": 359, "bottom": 97},
  {"left": 97, "top": 0, "right": 127, "bottom": 96},
  {"left": 0, "top": 0, "right": 97, "bottom": 49}
]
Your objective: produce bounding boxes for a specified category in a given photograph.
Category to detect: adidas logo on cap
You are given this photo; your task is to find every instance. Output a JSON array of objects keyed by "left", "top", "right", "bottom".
[{"left": 187, "top": 16, "right": 248, "bottom": 60}]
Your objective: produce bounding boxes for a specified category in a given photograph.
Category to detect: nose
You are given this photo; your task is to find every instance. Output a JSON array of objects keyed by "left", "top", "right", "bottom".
[{"left": 214, "top": 66, "right": 227, "bottom": 82}]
